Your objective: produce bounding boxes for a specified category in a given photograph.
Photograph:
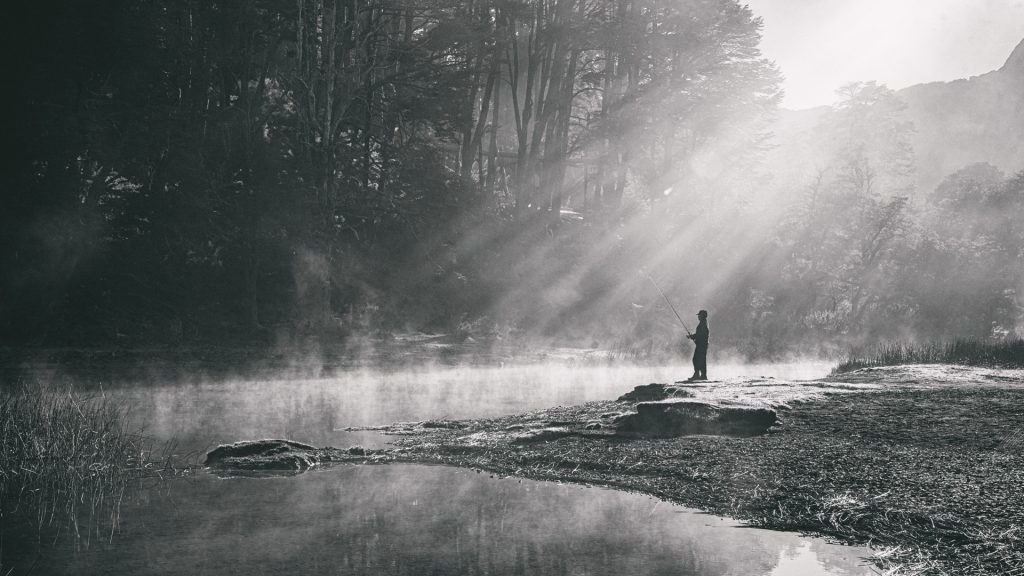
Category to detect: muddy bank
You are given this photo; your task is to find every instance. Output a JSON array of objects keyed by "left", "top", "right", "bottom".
[{"left": 206, "top": 366, "right": 1024, "bottom": 575}]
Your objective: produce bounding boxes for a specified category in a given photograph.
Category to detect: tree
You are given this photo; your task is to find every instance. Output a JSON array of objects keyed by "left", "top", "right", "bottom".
[
  {"left": 909, "top": 164, "right": 1024, "bottom": 337},
  {"left": 766, "top": 83, "right": 916, "bottom": 346}
]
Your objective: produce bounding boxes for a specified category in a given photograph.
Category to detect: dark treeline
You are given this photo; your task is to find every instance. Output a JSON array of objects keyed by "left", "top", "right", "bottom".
[{"left": 3, "top": 2, "right": 1022, "bottom": 360}]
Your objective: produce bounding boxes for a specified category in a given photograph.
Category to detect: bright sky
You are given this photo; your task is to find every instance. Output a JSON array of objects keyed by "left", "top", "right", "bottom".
[{"left": 745, "top": 0, "right": 1024, "bottom": 109}]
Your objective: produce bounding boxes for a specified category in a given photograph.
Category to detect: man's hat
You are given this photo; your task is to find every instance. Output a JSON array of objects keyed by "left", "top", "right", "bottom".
[{"left": 697, "top": 310, "right": 708, "bottom": 317}]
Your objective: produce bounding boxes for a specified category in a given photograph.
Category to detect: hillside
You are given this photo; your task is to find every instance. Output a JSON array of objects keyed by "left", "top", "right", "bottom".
[
  {"left": 899, "top": 38, "right": 1024, "bottom": 193},
  {"left": 768, "top": 38, "right": 1024, "bottom": 196}
]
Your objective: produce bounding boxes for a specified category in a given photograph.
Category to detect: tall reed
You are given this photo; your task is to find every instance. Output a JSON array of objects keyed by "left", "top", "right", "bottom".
[
  {"left": 833, "top": 338, "right": 1024, "bottom": 373},
  {"left": 0, "top": 384, "right": 159, "bottom": 554}
]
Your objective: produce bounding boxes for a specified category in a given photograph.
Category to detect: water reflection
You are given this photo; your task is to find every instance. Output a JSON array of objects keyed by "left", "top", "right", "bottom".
[{"left": 17, "top": 465, "right": 870, "bottom": 576}]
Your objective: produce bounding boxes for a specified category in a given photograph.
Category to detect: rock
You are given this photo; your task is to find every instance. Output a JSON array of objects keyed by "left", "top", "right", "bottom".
[
  {"left": 584, "top": 421, "right": 602, "bottom": 430},
  {"left": 617, "top": 383, "right": 694, "bottom": 402},
  {"left": 510, "top": 427, "right": 574, "bottom": 444},
  {"left": 205, "top": 440, "right": 396, "bottom": 472},
  {"left": 422, "top": 420, "right": 468, "bottom": 429},
  {"left": 205, "top": 439, "right": 325, "bottom": 471},
  {"left": 615, "top": 400, "right": 777, "bottom": 437}
]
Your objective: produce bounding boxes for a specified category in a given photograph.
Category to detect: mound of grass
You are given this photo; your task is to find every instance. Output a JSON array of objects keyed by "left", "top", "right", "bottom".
[
  {"left": 0, "top": 385, "right": 168, "bottom": 554},
  {"left": 834, "top": 338, "right": 1024, "bottom": 373}
]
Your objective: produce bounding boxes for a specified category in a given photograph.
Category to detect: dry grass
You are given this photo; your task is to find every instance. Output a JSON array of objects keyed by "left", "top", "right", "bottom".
[
  {"left": 0, "top": 384, "right": 178, "bottom": 563},
  {"left": 834, "top": 338, "right": 1024, "bottom": 373}
]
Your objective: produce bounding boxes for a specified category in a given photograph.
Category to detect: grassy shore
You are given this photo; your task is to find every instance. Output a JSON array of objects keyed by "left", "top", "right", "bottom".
[
  {"left": 834, "top": 338, "right": 1024, "bottom": 373},
  {"left": 374, "top": 373, "right": 1024, "bottom": 575},
  {"left": 0, "top": 384, "right": 168, "bottom": 563}
]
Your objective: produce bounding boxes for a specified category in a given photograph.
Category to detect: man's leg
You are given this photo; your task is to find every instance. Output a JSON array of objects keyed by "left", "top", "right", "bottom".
[{"left": 697, "top": 347, "right": 708, "bottom": 380}]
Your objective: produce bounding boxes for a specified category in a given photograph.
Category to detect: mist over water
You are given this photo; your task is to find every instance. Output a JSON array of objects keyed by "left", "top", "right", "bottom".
[
  {"left": 107, "top": 361, "right": 832, "bottom": 454},
  {"left": 6, "top": 356, "right": 867, "bottom": 575}
]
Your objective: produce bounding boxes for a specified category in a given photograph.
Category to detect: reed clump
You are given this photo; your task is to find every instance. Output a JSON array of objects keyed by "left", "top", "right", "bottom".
[
  {"left": 833, "top": 338, "right": 1024, "bottom": 374},
  {"left": 0, "top": 384, "right": 162, "bottom": 551}
]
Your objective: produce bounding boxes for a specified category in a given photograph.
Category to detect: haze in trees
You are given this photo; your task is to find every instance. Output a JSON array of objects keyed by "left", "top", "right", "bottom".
[{"left": 3, "top": 2, "right": 1022, "bottom": 360}]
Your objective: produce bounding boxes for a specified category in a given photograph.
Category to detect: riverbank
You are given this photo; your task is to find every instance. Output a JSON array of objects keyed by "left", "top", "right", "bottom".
[{"left": 341, "top": 365, "right": 1023, "bottom": 575}]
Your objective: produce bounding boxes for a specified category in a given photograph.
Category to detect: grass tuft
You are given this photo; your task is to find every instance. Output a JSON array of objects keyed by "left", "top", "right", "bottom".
[
  {"left": 0, "top": 383, "right": 170, "bottom": 558},
  {"left": 833, "top": 338, "right": 1024, "bottom": 374}
]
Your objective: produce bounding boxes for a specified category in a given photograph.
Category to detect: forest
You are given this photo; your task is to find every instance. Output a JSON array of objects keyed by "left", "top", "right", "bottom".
[{"left": 3, "top": 0, "right": 1023, "bottom": 360}]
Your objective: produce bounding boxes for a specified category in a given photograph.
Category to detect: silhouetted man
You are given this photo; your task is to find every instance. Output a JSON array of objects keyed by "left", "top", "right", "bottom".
[{"left": 686, "top": 310, "right": 709, "bottom": 380}]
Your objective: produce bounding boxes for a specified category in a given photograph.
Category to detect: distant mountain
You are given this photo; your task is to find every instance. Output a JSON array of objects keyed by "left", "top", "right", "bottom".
[
  {"left": 767, "top": 38, "right": 1024, "bottom": 196},
  {"left": 899, "top": 38, "right": 1024, "bottom": 193}
]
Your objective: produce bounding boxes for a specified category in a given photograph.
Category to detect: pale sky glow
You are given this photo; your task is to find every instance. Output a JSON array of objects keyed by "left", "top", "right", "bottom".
[{"left": 746, "top": 0, "right": 1024, "bottom": 109}]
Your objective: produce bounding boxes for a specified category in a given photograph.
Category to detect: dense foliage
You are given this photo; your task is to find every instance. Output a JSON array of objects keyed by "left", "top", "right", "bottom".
[
  {"left": 732, "top": 82, "right": 1024, "bottom": 357},
  {"left": 2, "top": 2, "right": 1022, "bottom": 358}
]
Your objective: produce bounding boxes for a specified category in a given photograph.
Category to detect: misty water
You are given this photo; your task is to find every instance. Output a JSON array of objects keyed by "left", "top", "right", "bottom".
[
  {"left": 116, "top": 362, "right": 835, "bottom": 453},
  {"left": 15, "top": 361, "right": 874, "bottom": 575}
]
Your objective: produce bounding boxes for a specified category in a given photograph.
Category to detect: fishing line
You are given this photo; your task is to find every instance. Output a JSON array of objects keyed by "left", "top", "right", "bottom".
[{"left": 644, "top": 273, "right": 692, "bottom": 335}]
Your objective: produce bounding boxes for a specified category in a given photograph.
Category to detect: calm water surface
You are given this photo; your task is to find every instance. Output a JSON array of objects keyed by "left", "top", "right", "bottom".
[
  {"left": 14, "top": 362, "right": 873, "bottom": 575},
  {"left": 22, "top": 465, "right": 871, "bottom": 575}
]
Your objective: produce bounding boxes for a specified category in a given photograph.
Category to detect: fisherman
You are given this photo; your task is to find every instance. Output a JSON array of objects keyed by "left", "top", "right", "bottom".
[{"left": 686, "top": 310, "right": 709, "bottom": 380}]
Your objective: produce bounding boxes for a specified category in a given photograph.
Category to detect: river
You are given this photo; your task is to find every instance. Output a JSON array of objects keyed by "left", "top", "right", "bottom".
[{"left": 6, "top": 361, "right": 874, "bottom": 575}]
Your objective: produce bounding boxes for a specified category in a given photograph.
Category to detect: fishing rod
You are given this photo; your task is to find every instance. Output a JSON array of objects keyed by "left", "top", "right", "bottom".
[{"left": 645, "top": 274, "right": 692, "bottom": 336}]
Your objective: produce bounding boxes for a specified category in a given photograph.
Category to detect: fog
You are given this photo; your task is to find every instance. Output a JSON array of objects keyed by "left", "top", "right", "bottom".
[
  {"left": 749, "top": 0, "right": 1024, "bottom": 109},
  {"left": 101, "top": 361, "right": 829, "bottom": 456}
]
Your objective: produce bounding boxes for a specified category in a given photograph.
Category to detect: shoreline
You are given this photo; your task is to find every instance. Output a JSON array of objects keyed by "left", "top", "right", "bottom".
[{"left": 327, "top": 366, "right": 1024, "bottom": 575}]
